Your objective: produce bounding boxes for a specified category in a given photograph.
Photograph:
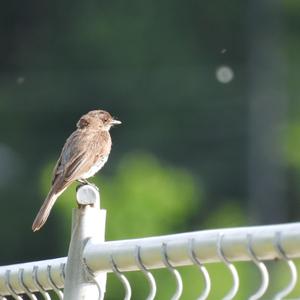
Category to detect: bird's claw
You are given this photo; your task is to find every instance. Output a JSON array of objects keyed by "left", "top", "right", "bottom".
[{"left": 76, "top": 181, "right": 99, "bottom": 192}]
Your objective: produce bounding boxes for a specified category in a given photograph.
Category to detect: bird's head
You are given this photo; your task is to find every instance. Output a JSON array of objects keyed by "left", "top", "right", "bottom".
[{"left": 77, "top": 110, "right": 121, "bottom": 131}]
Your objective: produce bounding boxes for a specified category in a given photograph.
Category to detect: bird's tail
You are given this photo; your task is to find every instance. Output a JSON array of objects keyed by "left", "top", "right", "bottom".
[{"left": 32, "top": 187, "right": 64, "bottom": 232}]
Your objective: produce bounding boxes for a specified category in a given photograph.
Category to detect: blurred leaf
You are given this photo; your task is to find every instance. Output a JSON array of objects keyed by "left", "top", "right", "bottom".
[
  {"left": 97, "top": 152, "right": 200, "bottom": 240},
  {"left": 283, "top": 122, "right": 300, "bottom": 168},
  {"left": 204, "top": 201, "right": 245, "bottom": 229}
]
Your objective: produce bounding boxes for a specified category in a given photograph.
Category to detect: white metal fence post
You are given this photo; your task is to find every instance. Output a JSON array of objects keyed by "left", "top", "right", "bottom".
[{"left": 63, "top": 184, "right": 106, "bottom": 300}]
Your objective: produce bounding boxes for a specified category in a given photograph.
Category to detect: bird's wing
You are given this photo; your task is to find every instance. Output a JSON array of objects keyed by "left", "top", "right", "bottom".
[
  {"left": 51, "top": 130, "right": 102, "bottom": 185},
  {"left": 51, "top": 154, "right": 63, "bottom": 185},
  {"left": 63, "top": 150, "right": 93, "bottom": 181}
]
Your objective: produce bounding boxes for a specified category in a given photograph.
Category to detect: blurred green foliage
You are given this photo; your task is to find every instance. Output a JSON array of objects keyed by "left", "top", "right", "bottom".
[
  {"left": 284, "top": 122, "right": 300, "bottom": 168},
  {"left": 99, "top": 152, "right": 200, "bottom": 239},
  {"left": 44, "top": 152, "right": 200, "bottom": 247}
]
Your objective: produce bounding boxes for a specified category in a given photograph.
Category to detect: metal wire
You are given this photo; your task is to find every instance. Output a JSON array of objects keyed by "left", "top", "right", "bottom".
[
  {"left": 83, "top": 258, "right": 104, "bottom": 300},
  {"left": 4, "top": 270, "right": 23, "bottom": 300},
  {"left": 188, "top": 238, "right": 211, "bottom": 300},
  {"left": 273, "top": 232, "right": 297, "bottom": 300},
  {"left": 161, "top": 242, "right": 183, "bottom": 300},
  {"left": 110, "top": 254, "right": 132, "bottom": 300},
  {"left": 18, "top": 268, "right": 37, "bottom": 300},
  {"left": 217, "top": 234, "right": 239, "bottom": 300},
  {"left": 46, "top": 265, "right": 63, "bottom": 300},
  {"left": 247, "top": 234, "right": 269, "bottom": 300},
  {"left": 135, "top": 246, "right": 157, "bottom": 300},
  {"left": 32, "top": 266, "right": 51, "bottom": 300},
  {"left": 59, "top": 263, "right": 65, "bottom": 283}
]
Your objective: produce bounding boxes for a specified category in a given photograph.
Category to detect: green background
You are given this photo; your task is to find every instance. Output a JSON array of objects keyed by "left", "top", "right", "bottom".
[{"left": 1, "top": 0, "right": 300, "bottom": 298}]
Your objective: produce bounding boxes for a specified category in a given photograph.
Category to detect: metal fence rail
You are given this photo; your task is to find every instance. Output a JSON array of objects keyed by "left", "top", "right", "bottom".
[{"left": 1, "top": 185, "right": 300, "bottom": 299}]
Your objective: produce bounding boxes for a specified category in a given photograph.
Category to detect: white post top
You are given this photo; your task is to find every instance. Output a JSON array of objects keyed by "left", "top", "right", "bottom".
[
  {"left": 64, "top": 183, "right": 106, "bottom": 300},
  {"left": 76, "top": 184, "right": 100, "bottom": 206}
]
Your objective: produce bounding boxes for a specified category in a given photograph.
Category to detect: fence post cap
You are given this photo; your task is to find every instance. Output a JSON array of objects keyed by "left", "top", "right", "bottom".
[{"left": 76, "top": 184, "right": 100, "bottom": 206}]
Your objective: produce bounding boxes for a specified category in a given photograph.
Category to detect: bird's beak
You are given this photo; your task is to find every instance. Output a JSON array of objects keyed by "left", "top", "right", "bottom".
[{"left": 110, "top": 118, "right": 122, "bottom": 125}]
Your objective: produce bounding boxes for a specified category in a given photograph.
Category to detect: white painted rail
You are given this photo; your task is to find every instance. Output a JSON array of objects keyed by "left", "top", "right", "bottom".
[
  {"left": 83, "top": 222, "right": 300, "bottom": 273},
  {"left": 0, "top": 257, "right": 66, "bottom": 296}
]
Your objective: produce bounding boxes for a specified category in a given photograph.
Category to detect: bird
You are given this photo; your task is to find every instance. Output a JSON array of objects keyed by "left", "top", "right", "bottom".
[{"left": 32, "top": 110, "right": 121, "bottom": 231}]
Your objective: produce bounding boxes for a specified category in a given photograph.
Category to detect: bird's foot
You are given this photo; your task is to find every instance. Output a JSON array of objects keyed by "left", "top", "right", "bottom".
[
  {"left": 76, "top": 179, "right": 99, "bottom": 191},
  {"left": 77, "top": 178, "right": 90, "bottom": 184}
]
